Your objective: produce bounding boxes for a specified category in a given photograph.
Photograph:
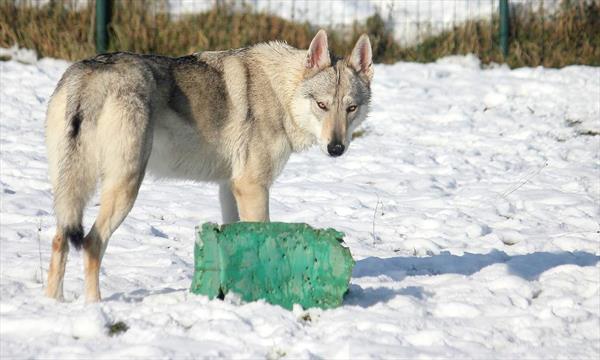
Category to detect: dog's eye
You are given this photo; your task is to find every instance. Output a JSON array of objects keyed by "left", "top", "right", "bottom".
[
  {"left": 347, "top": 105, "right": 357, "bottom": 112},
  {"left": 317, "top": 101, "right": 328, "bottom": 110}
]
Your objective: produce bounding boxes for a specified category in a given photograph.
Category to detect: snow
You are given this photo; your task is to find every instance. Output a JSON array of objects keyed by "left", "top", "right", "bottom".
[
  {"left": 1, "top": 54, "right": 599, "bottom": 358},
  {"left": 0, "top": 45, "right": 37, "bottom": 65}
]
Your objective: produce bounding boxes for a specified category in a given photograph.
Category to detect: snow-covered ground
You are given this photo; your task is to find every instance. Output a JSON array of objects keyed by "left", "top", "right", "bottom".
[{"left": 1, "top": 54, "right": 599, "bottom": 358}]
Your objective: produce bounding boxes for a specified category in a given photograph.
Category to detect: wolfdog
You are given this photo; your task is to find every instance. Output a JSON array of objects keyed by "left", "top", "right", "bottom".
[{"left": 45, "top": 30, "right": 373, "bottom": 302}]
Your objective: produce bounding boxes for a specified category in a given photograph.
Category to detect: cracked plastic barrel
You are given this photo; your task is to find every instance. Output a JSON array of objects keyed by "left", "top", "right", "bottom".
[{"left": 190, "top": 222, "right": 354, "bottom": 310}]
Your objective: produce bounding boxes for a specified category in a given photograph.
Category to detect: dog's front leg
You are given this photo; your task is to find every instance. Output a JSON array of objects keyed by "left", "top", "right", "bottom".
[
  {"left": 219, "top": 182, "right": 240, "bottom": 223},
  {"left": 231, "top": 177, "right": 269, "bottom": 222}
]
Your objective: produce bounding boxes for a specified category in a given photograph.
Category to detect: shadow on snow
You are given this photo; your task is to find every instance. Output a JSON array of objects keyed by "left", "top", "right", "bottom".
[
  {"left": 104, "top": 250, "right": 598, "bottom": 308},
  {"left": 346, "top": 250, "right": 599, "bottom": 307},
  {"left": 105, "top": 287, "right": 186, "bottom": 302}
]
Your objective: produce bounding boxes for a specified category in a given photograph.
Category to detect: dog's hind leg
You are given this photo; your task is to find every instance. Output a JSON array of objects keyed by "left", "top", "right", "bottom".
[
  {"left": 219, "top": 182, "right": 240, "bottom": 224},
  {"left": 83, "top": 176, "right": 145, "bottom": 302},
  {"left": 46, "top": 233, "right": 69, "bottom": 300},
  {"left": 82, "top": 96, "right": 152, "bottom": 302},
  {"left": 46, "top": 89, "right": 97, "bottom": 300}
]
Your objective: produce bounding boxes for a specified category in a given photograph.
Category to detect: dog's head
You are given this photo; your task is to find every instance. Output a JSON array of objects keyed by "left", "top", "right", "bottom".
[{"left": 291, "top": 30, "right": 373, "bottom": 157}]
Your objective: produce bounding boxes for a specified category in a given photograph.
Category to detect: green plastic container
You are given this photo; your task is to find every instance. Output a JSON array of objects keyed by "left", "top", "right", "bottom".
[{"left": 190, "top": 222, "right": 354, "bottom": 310}]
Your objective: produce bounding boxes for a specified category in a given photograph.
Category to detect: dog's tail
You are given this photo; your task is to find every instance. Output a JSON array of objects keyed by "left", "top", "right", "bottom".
[{"left": 46, "top": 70, "right": 97, "bottom": 250}]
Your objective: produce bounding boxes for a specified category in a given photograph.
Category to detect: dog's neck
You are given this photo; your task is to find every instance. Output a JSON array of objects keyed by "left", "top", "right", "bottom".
[{"left": 251, "top": 42, "right": 318, "bottom": 152}]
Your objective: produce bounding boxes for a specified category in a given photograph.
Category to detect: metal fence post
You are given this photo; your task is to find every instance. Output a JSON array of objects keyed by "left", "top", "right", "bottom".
[
  {"left": 499, "top": 0, "right": 510, "bottom": 58},
  {"left": 96, "top": 0, "right": 110, "bottom": 54}
]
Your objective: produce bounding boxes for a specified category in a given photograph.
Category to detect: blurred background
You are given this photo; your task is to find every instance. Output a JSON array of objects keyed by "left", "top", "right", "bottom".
[{"left": 1, "top": 0, "right": 598, "bottom": 68}]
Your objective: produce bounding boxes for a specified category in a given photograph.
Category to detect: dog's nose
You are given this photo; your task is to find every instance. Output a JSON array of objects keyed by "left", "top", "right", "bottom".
[{"left": 327, "top": 143, "right": 345, "bottom": 157}]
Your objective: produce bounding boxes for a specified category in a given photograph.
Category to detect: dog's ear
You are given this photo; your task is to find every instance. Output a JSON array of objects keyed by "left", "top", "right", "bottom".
[
  {"left": 305, "top": 29, "right": 330, "bottom": 70},
  {"left": 349, "top": 34, "right": 373, "bottom": 82}
]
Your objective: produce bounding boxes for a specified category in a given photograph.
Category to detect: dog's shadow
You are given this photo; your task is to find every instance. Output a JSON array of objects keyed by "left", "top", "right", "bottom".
[{"left": 345, "top": 250, "right": 599, "bottom": 308}]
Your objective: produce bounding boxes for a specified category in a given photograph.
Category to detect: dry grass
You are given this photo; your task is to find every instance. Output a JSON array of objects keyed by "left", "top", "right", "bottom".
[
  {"left": 1, "top": 0, "right": 95, "bottom": 60},
  {"left": 399, "top": 0, "right": 600, "bottom": 68},
  {"left": 1, "top": 0, "right": 598, "bottom": 68}
]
